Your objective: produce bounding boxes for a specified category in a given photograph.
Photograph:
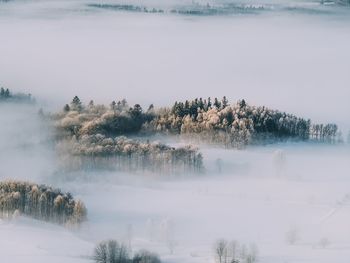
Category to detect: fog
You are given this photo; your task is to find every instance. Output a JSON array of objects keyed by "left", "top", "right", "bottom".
[
  {"left": 1, "top": 0, "right": 350, "bottom": 127},
  {"left": 1, "top": 1, "right": 350, "bottom": 263}
]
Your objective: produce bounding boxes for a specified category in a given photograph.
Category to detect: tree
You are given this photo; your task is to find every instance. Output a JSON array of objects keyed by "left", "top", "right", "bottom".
[
  {"left": 214, "top": 98, "right": 221, "bottom": 109},
  {"left": 0, "top": 87, "right": 4, "bottom": 97},
  {"left": 129, "top": 104, "right": 143, "bottom": 119},
  {"left": 71, "top": 96, "right": 82, "bottom": 111},
  {"left": 221, "top": 96, "right": 228, "bottom": 109},
  {"left": 147, "top": 104, "right": 154, "bottom": 113},
  {"left": 207, "top": 97, "right": 212, "bottom": 109},
  {"left": 4, "top": 88, "right": 10, "bottom": 98},
  {"left": 214, "top": 239, "right": 228, "bottom": 263},
  {"left": 110, "top": 101, "right": 116, "bottom": 111},
  {"left": 239, "top": 99, "right": 246, "bottom": 108},
  {"left": 63, "top": 104, "right": 70, "bottom": 112},
  {"left": 89, "top": 100, "right": 95, "bottom": 108},
  {"left": 94, "top": 241, "right": 108, "bottom": 263}
]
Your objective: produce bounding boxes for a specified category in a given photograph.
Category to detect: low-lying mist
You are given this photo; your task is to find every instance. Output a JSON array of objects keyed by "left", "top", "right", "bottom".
[
  {"left": 1, "top": 0, "right": 350, "bottom": 129},
  {"left": 1, "top": 102, "right": 350, "bottom": 263}
]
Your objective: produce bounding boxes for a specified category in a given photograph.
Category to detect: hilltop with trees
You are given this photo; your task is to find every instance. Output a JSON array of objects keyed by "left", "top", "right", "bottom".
[
  {"left": 55, "top": 96, "right": 339, "bottom": 147},
  {"left": 50, "top": 95, "right": 340, "bottom": 173}
]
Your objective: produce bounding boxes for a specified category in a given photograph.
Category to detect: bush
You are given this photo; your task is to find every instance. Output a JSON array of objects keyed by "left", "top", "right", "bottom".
[{"left": 132, "top": 250, "right": 161, "bottom": 263}]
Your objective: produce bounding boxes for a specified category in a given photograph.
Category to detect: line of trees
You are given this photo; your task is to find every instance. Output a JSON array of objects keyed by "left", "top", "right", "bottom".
[
  {"left": 57, "top": 135, "right": 203, "bottom": 174},
  {"left": 214, "top": 239, "right": 258, "bottom": 263},
  {"left": 0, "top": 180, "right": 87, "bottom": 226},
  {"left": 93, "top": 239, "right": 161, "bottom": 263},
  {"left": 0, "top": 87, "right": 34, "bottom": 103},
  {"left": 144, "top": 97, "right": 339, "bottom": 147}
]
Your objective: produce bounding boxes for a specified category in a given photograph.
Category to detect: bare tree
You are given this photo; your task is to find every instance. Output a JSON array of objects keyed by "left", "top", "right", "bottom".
[
  {"left": 93, "top": 240, "right": 129, "bottom": 263},
  {"left": 286, "top": 226, "right": 299, "bottom": 245},
  {"left": 214, "top": 239, "right": 228, "bottom": 263},
  {"left": 94, "top": 241, "right": 108, "bottom": 263}
]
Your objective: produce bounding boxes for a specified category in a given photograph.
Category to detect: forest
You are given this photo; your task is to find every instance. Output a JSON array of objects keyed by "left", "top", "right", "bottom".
[
  {"left": 42, "top": 95, "right": 340, "bottom": 174},
  {"left": 147, "top": 97, "right": 340, "bottom": 146}
]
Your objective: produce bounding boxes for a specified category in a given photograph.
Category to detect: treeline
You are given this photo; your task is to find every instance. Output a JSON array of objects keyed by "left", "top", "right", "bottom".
[
  {"left": 214, "top": 239, "right": 258, "bottom": 263},
  {"left": 88, "top": 3, "right": 164, "bottom": 14},
  {"left": 57, "top": 135, "right": 203, "bottom": 174},
  {"left": 93, "top": 240, "right": 161, "bottom": 263},
  {"left": 0, "top": 87, "right": 34, "bottom": 103},
  {"left": 145, "top": 97, "right": 340, "bottom": 147},
  {"left": 0, "top": 180, "right": 87, "bottom": 226}
]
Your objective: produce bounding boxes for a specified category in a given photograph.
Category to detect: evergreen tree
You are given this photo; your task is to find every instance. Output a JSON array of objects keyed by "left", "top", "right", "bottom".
[
  {"left": 214, "top": 97, "right": 221, "bottom": 109},
  {"left": 63, "top": 104, "right": 70, "bottom": 112},
  {"left": 71, "top": 96, "right": 82, "bottom": 111},
  {"left": 4, "top": 88, "right": 10, "bottom": 98},
  {"left": 89, "top": 100, "right": 95, "bottom": 108},
  {"left": 221, "top": 96, "right": 228, "bottom": 108},
  {"left": 110, "top": 101, "right": 116, "bottom": 111}
]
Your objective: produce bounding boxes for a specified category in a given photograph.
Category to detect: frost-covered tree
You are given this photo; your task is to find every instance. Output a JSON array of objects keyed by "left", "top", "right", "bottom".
[
  {"left": 71, "top": 96, "right": 83, "bottom": 111},
  {"left": 144, "top": 97, "right": 337, "bottom": 148},
  {"left": 214, "top": 239, "right": 228, "bottom": 263},
  {"left": 56, "top": 134, "right": 203, "bottom": 174}
]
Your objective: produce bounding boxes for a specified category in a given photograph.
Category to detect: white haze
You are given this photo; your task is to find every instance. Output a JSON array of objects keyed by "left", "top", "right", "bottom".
[
  {"left": 1, "top": 1, "right": 350, "bottom": 263},
  {"left": 1, "top": 0, "right": 350, "bottom": 128}
]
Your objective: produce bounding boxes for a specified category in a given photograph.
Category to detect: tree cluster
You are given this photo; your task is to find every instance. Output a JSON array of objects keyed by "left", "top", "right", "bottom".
[
  {"left": 88, "top": 3, "right": 164, "bottom": 14},
  {"left": 214, "top": 239, "right": 258, "bottom": 263},
  {"left": 310, "top": 123, "right": 339, "bottom": 142},
  {"left": 0, "top": 180, "right": 87, "bottom": 226},
  {"left": 57, "top": 134, "right": 203, "bottom": 173},
  {"left": 93, "top": 239, "right": 161, "bottom": 263},
  {"left": 53, "top": 97, "right": 202, "bottom": 174},
  {"left": 56, "top": 97, "right": 154, "bottom": 138},
  {"left": 145, "top": 97, "right": 338, "bottom": 147},
  {"left": 0, "top": 87, "right": 34, "bottom": 103}
]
